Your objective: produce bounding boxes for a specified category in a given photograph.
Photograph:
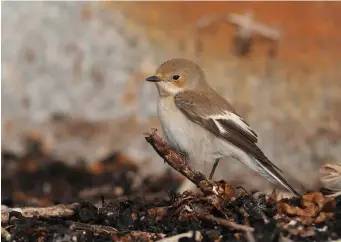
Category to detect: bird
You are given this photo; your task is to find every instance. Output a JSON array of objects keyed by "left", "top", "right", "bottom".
[{"left": 145, "top": 58, "right": 300, "bottom": 197}]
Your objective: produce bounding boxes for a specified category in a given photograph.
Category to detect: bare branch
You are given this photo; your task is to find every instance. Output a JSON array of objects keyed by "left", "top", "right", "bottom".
[
  {"left": 144, "top": 130, "right": 235, "bottom": 203},
  {"left": 1, "top": 203, "right": 79, "bottom": 224},
  {"left": 145, "top": 129, "right": 206, "bottom": 187}
]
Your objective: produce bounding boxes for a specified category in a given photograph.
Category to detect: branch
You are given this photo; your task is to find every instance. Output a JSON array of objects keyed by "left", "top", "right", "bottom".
[
  {"left": 145, "top": 129, "right": 235, "bottom": 208},
  {"left": 1, "top": 203, "right": 79, "bottom": 224},
  {"left": 145, "top": 129, "right": 206, "bottom": 186}
]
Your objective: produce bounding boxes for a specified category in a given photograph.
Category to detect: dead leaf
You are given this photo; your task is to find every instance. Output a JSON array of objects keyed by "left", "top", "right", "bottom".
[{"left": 277, "top": 192, "right": 336, "bottom": 224}]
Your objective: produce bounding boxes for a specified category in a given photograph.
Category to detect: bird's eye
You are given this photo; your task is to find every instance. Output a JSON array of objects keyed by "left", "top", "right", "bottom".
[{"left": 172, "top": 75, "right": 180, "bottom": 81}]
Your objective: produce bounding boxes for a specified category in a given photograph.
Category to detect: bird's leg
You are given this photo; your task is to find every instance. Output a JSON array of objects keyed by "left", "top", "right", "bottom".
[{"left": 209, "top": 158, "right": 220, "bottom": 180}]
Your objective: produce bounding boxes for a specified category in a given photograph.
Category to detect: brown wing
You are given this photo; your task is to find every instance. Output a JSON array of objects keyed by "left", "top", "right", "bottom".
[{"left": 174, "top": 89, "right": 281, "bottom": 172}]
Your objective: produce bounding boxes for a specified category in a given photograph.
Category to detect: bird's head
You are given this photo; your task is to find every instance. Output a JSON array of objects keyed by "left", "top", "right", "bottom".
[{"left": 145, "top": 58, "right": 208, "bottom": 97}]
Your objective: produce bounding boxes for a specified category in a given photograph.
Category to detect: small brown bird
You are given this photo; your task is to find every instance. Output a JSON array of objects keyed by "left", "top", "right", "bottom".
[{"left": 146, "top": 58, "right": 300, "bottom": 197}]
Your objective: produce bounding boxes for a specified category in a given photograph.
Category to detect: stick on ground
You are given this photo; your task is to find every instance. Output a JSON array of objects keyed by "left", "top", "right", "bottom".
[
  {"left": 1, "top": 203, "right": 80, "bottom": 224},
  {"left": 200, "top": 214, "right": 254, "bottom": 232}
]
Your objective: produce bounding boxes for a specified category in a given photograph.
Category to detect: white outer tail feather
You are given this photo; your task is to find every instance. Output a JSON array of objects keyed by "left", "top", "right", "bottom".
[{"left": 253, "top": 158, "right": 300, "bottom": 197}]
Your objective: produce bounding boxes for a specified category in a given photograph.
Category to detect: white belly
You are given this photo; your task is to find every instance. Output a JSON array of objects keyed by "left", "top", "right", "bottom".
[{"left": 157, "top": 97, "right": 218, "bottom": 172}]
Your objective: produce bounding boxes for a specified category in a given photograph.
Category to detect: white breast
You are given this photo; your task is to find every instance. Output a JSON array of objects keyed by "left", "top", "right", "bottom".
[{"left": 157, "top": 97, "right": 217, "bottom": 172}]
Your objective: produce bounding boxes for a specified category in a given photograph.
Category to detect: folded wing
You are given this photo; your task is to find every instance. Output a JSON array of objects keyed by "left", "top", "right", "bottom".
[
  {"left": 174, "top": 89, "right": 280, "bottom": 172},
  {"left": 174, "top": 90, "right": 300, "bottom": 196}
]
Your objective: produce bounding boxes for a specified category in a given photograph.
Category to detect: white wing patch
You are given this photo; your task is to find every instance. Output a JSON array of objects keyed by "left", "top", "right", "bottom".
[
  {"left": 212, "top": 119, "right": 226, "bottom": 133},
  {"left": 209, "top": 111, "right": 256, "bottom": 138}
]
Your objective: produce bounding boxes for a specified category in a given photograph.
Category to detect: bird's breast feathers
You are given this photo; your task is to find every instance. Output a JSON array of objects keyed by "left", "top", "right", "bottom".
[
  {"left": 157, "top": 96, "right": 188, "bottom": 150},
  {"left": 157, "top": 96, "right": 215, "bottom": 160}
]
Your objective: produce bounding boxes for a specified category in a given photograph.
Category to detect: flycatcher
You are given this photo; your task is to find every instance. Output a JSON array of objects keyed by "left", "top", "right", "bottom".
[{"left": 146, "top": 58, "right": 300, "bottom": 197}]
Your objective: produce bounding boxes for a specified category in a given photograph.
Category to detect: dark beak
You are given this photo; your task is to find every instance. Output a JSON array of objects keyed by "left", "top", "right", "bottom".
[{"left": 145, "top": 75, "right": 161, "bottom": 82}]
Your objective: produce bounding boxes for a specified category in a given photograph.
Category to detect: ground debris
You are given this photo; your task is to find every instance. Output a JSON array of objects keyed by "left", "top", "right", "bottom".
[
  {"left": 277, "top": 192, "right": 336, "bottom": 225},
  {"left": 1, "top": 130, "right": 341, "bottom": 241}
]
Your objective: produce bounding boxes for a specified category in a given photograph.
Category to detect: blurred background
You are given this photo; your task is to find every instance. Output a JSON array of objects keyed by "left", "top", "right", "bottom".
[{"left": 2, "top": 2, "right": 341, "bottom": 203}]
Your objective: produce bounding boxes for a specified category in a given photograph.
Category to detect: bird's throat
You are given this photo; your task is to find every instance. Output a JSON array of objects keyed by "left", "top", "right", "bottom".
[{"left": 155, "top": 82, "right": 182, "bottom": 97}]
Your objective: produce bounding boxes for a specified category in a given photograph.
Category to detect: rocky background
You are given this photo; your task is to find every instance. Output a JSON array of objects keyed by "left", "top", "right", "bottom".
[{"left": 2, "top": 2, "right": 341, "bottom": 193}]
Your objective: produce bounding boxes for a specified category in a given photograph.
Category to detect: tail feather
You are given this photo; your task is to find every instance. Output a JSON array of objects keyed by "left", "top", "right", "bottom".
[{"left": 253, "top": 158, "right": 301, "bottom": 197}]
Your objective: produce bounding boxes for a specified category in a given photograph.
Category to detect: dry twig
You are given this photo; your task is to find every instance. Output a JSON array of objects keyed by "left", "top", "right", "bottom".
[
  {"left": 145, "top": 129, "right": 206, "bottom": 186},
  {"left": 1, "top": 203, "right": 80, "bottom": 224},
  {"left": 145, "top": 129, "right": 235, "bottom": 204},
  {"left": 200, "top": 214, "right": 254, "bottom": 232}
]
